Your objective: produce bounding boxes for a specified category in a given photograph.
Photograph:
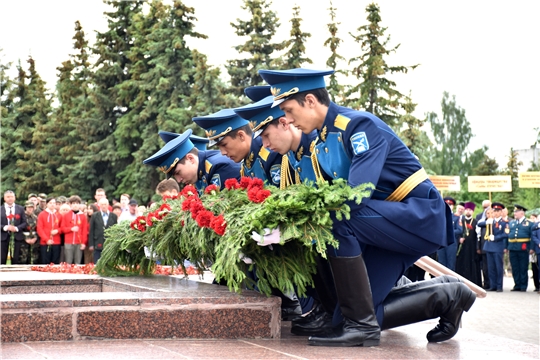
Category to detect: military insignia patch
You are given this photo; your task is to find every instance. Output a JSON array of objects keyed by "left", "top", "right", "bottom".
[
  {"left": 350, "top": 132, "right": 369, "bottom": 155},
  {"left": 270, "top": 164, "right": 281, "bottom": 185},
  {"left": 205, "top": 160, "right": 213, "bottom": 174},
  {"left": 296, "top": 146, "right": 304, "bottom": 161},
  {"left": 259, "top": 147, "right": 270, "bottom": 161},
  {"left": 334, "top": 114, "right": 351, "bottom": 131},
  {"left": 211, "top": 174, "right": 221, "bottom": 188},
  {"left": 320, "top": 126, "right": 328, "bottom": 142}
]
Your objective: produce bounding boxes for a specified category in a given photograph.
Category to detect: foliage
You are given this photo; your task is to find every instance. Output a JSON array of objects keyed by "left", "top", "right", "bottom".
[
  {"left": 323, "top": 2, "right": 347, "bottom": 102},
  {"left": 397, "top": 93, "right": 432, "bottom": 166},
  {"left": 226, "top": 0, "right": 285, "bottom": 97},
  {"left": 344, "top": 3, "right": 418, "bottom": 129},
  {"left": 272, "top": 5, "right": 312, "bottom": 69},
  {"left": 95, "top": 178, "right": 374, "bottom": 296}
]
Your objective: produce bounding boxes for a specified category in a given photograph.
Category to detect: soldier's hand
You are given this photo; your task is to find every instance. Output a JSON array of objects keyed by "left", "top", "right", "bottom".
[{"left": 251, "top": 228, "right": 281, "bottom": 246}]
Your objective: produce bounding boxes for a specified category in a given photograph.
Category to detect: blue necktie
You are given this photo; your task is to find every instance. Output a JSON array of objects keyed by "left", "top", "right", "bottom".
[{"left": 102, "top": 212, "right": 108, "bottom": 224}]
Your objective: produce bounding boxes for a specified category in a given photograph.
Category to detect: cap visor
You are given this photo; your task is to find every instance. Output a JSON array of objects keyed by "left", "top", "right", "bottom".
[{"left": 271, "top": 98, "right": 286, "bottom": 108}]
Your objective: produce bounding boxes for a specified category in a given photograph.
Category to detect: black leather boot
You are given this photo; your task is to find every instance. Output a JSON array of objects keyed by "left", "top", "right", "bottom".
[
  {"left": 272, "top": 289, "right": 302, "bottom": 321},
  {"left": 308, "top": 255, "right": 380, "bottom": 347},
  {"left": 381, "top": 280, "right": 476, "bottom": 343},
  {"left": 292, "top": 255, "right": 337, "bottom": 336}
]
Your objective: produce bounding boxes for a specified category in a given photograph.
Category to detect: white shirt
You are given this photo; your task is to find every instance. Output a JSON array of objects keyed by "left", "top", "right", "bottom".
[{"left": 118, "top": 211, "right": 138, "bottom": 223}]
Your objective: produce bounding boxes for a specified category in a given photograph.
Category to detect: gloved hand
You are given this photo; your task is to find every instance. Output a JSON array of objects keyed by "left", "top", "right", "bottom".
[
  {"left": 486, "top": 218, "right": 494, "bottom": 225},
  {"left": 251, "top": 227, "right": 281, "bottom": 246},
  {"left": 238, "top": 252, "right": 254, "bottom": 264},
  {"left": 489, "top": 235, "right": 495, "bottom": 241}
]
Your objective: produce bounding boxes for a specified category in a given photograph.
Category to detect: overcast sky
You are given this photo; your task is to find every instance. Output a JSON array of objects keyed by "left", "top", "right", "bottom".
[{"left": 2, "top": 0, "right": 539, "bottom": 169}]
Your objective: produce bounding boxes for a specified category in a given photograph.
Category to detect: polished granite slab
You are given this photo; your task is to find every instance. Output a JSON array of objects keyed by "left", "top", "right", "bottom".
[{"left": 0, "top": 268, "right": 281, "bottom": 342}]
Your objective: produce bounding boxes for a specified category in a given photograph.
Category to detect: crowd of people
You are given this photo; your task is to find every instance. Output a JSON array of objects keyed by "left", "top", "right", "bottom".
[
  {"left": 406, "top": 198, "right": 540, "bottom": 293},
  {"left": 3, "top": 67, "right": 540, "bottom": 348},
  {"left": 1, "top": 188, "right": 144, "bottom": 266}
]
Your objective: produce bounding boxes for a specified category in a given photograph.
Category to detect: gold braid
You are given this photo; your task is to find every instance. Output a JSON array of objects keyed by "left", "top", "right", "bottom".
[
  {"left": 280, "top": 154, "right": 294, "bottom": 190},
  {"left": 310, "top": 151, "right": 325, "bottom": 183},
  {"left": 484, "top": 221, "right": 492, "bottom": 240}
]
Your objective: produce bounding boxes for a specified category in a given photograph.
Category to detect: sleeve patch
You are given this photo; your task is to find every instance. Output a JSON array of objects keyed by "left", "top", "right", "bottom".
[
  {"left": 210, "top": 174, "right": 221, "bottom": 188},
  {"left": 350, "top": 132, "right": 369, "bottom": 155},
  {"left": 270, "top": 164, "right": 281, "bottom": 185},
  {"left": 334, "top": 114, "right": 351, "bottom": 131}
]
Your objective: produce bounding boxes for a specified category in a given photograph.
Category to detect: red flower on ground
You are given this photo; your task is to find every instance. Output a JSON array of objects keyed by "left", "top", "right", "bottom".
[
  {"left": 190, "top": 200, "right": 205, "bottom": 220},
  {"left": 239, "top": 177, "right": 252, "bottom": 189},
  {"left": 247, "top": 187, "right": 271, "bottom": 203},
  {"left": 225, "top": 178, "right": 240, "bottom": 190},
  {"left": 248, "top": 177, "right": 264, "bottom": 190}
]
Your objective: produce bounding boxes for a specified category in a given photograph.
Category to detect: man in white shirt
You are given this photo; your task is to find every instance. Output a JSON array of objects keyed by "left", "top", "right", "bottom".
[{"left": 118, "top": 199, "right": 138, "bottom": 223}]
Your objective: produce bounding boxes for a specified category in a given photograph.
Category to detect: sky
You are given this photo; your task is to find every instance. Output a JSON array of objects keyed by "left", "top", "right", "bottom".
[{"left": 2, "top": 0, "right": 539, "bottom": 169}]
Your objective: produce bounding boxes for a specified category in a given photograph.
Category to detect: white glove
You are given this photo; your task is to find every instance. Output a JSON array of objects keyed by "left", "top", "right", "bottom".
[
  {"left": 489, "top": 235, "right": 495, "bottom": 241},
  {"left": 144, "top": 246, "right": 159, "bottom": 260},
  {"left": 238, "top": 252, "right": 254, "bottom": 264},
  {"left": 251, "top": 228, "right": 281, "bottom": 246},
  {"left": 486, "top": 219, "right": 494, "bottom": 225}
]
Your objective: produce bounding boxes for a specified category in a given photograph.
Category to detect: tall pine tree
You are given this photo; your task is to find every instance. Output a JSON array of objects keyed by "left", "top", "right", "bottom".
[
  {"left": 0, "top": 51, "right": 16, "bottom": 194},
  {"left": 226, "top": 0, "right": 284, "bottom": 97},
  {"left": 344, "top": 3, "right": 417, "bottom": 128},
  {"left": 324, "top": 2, "right": 346, "bottom": 102},
  {"left": 272, "top": 5, "right": 312, "bottom": 69},
  {"left": 397, "top": 94, "right": 432, "bottom": 167}
]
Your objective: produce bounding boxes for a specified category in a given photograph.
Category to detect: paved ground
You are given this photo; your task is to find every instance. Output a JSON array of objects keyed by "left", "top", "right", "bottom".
[{"left": 1, "top": 274, "right": 538, "bottom": 359}]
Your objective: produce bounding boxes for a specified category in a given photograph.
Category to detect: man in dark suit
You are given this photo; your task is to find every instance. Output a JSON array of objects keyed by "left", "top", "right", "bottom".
[
  {"left": 88, "top": 198, "right": 117, "bottom": 263},
  {"left": 475, "top": 199, "right": 491, "bottom": 289},
  {"left": 1, "top": 190, "right": 28, "bottom": 264}
]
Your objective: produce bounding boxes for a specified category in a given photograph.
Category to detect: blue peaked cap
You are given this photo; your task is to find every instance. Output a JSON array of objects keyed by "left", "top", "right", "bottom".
[
  {"left": 158, "top": 130, "right": 209, "bottom": 150},
  {"left": 244, "top": 85, "right": 272, "bottom": 102},
  {"left": 192, "top": 108, "right": 249, "bottom": 147},
  {"left": 258, "top": 68, "right": 335, "bottom": 107},
  {"left": 234, "top": 95, "right": 285, "bottom": 138},
  {"left": 143, "top": 129, "right": 194, "bottom": 175}
]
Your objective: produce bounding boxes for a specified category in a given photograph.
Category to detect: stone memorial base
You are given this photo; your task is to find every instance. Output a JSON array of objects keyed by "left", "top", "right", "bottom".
[{"left": 0, "top": 267, "right": 280, "bottom": 342}]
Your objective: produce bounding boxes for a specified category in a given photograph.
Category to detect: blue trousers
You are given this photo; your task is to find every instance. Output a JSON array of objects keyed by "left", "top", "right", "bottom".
[
  {"left": 509, "top": 250, "right": 529, "bottom": 290},
  {"left": 329, "top": 209, "right": 440, "bottom": 325},
  {"left": 437, "top": 241, "right": 458, "bottom": 271},
  {"left": 486, "top": 251, "right": 504, "bottom": 290}
]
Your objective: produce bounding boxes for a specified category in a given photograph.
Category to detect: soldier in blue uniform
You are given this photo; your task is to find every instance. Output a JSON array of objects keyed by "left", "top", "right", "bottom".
[
  {"left": 477, "top": 202, "right": 508, "bottom": 292},
  {"left": 531, "top": 220, "right": 540, "bottom": 292},
  {"left": 143, "top": 129, "right": 240, "bottom": 192},
  {"left": 257, "top": 68, "right": 476, "bottom": 347},
  {"left": 506, "top": 204, "right": 535, "bottom": 291},
  {"left": 193, "top": 108, "right": 284, "bottom": 188},
  {"left": 437, "top": 197, "right": 463, "bottom": 271}
]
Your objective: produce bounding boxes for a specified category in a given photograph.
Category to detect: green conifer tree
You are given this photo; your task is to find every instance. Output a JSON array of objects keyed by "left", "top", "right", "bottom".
[
  {"left": 13, "top": 57, "right": 54, "bottom": 196},
  {"left": 344, "top": 3, "right": 418, "bottom": 128},
  {"left": 0, "top": 51, "right": 16, "bottom": 194},
  {"left": 272, "top": 5, "right": 312, "bottom": 69},
  {"left": 323, "top": 2, "right": 347, "bottom": 102},
  {"left": 397, "top": 94, "right": 432, "bottom": 167},
  {"left": 226, "top": 0, "right": 285, "bottom": 97}
]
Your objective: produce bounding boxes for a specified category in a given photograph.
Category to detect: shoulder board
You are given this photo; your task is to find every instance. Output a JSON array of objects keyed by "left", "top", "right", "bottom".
[
  {"left": 258, "top": 147, "right": 270, "bottom": 161},
  {"left": 205, "top": 159, "right": 213, "bottom": 174},
  {"left": 334, "top": 114, "right": 351, "bottom": 131}
]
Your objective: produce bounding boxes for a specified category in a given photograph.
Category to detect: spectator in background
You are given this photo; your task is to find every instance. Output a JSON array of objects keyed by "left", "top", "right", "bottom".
[
  {"left": 89, "top": 198, "right": 117, "bottom": 263},
  {"left": 112, "top": 204, "right": 123, "bottom": 218},
  {"left": 36, "top": 193, "right": 47, "bottom": 216},
  {"left": 94, "top": 188, "right": 112, "bottom": 212},
  {"left": 120, "top": 194, "right": 130, "bottom": 212},
  {"left": 137, "top": 205, "right": 146, "bottom": 216},
  {"left": 84, "top": 203, "right": 98, "bottom": 264},
  {"left": 156, "top": 178, "right": 180, "bottom": 198},
  {"left": 37, "top": 197, "right": 61, "bottom": 264},
  {"left": 531, "top": 221, "right": 540, "bottom": 292},
  {"left": 60, "top": 195, "right": 87, "bottom": 265},
  {"left": 436, "top": 197, "right": 462, "bottom": 271},
  {"left": 456, "top": 202, "right": 481, "bottom": 286},
  {"left": 1, "top": 190, "right": 28, "bottom": 264},
  {"left": 20, "top": 201, "right": 39, "bottom": 264},
  {"left": 119, "top": 199, "right": 138, "bottom": 223},
  {"left": 455, "top": 202, "right": 465, "bottom": 217},
  {"left": 477, "top": 207, "right": 493, "bottom": 289}
]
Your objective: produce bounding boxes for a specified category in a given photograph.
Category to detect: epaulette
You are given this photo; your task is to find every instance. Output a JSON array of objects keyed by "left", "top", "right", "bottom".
[
  {"left": 334, "top": 114, "right": 351, "bottom": 131},
  {"left": 296, "top": 146, "right": 304, "bottom": 161},
  {"left": 258, "top": 147, "right": 270, "bottom": 161},
  {"left": 205, "top": 159, "right": 213, "bottom": 174}
]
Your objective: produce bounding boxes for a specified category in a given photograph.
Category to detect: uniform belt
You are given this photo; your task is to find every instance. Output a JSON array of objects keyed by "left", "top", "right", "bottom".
[
  {"left": 386, "top": 168, "right": 428, "bottom": 202},
  {"left": 508, "top": 238, "right": 530, "bottom": 243}
]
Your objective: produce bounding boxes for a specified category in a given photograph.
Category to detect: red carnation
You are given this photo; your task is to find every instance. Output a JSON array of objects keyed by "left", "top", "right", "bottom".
[
  {"left": 249, "top": 178, "right": 264, "bottom": 190},
  {"left": 239, "top": 177, "right": 252, "bottom": 189},
  {"left": 190, "top": 200, "right": 205, "bottom": 220},
  {"left": 6, "top": 214, "right": 14, "bottom": 221},
  {"left": 195, "top": 210, "right": 214, "bottom": 228},
  {"left": 225, "top": 178, "right": 240, "bottom": 190},
  {"left": 247, "top": 187, "right": 271, "bottom": 203},
  {"left": 15, "top": 214, "right": 20, "bottom": 220},
  {"left": 211, "top": 214, "right": 227, "bottom": 235},
  {"left": 181, "top": 185, "right": 199, "bottom": 198},
  {"left": 205, "top": 184, "right": 219, "bottom": 194}
]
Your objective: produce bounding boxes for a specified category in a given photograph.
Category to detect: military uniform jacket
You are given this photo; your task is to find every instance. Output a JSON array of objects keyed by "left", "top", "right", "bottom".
[
  {"left": 453, "top": 214, "right": 463, "bottom": 241},
  {"left": 196, "top": 150, "right": 241, "bottom": 192},
  {"left": 477, "top": 218, "right": 508, "bottom": 253},
  {"left": 290, "top": 130, "right": 318, "bottom": 185},
  {"left": 242, "top": 136, "right": 283, "bottom": 187},
  {"left": 531, "top": 223, "right": 540, "bottom": 255},
  {"left": 311, "top": 102, "right": 453, "bottom": 248},
  {"left": 505, "top": 218, "right": 534, "bottom": 252}
]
